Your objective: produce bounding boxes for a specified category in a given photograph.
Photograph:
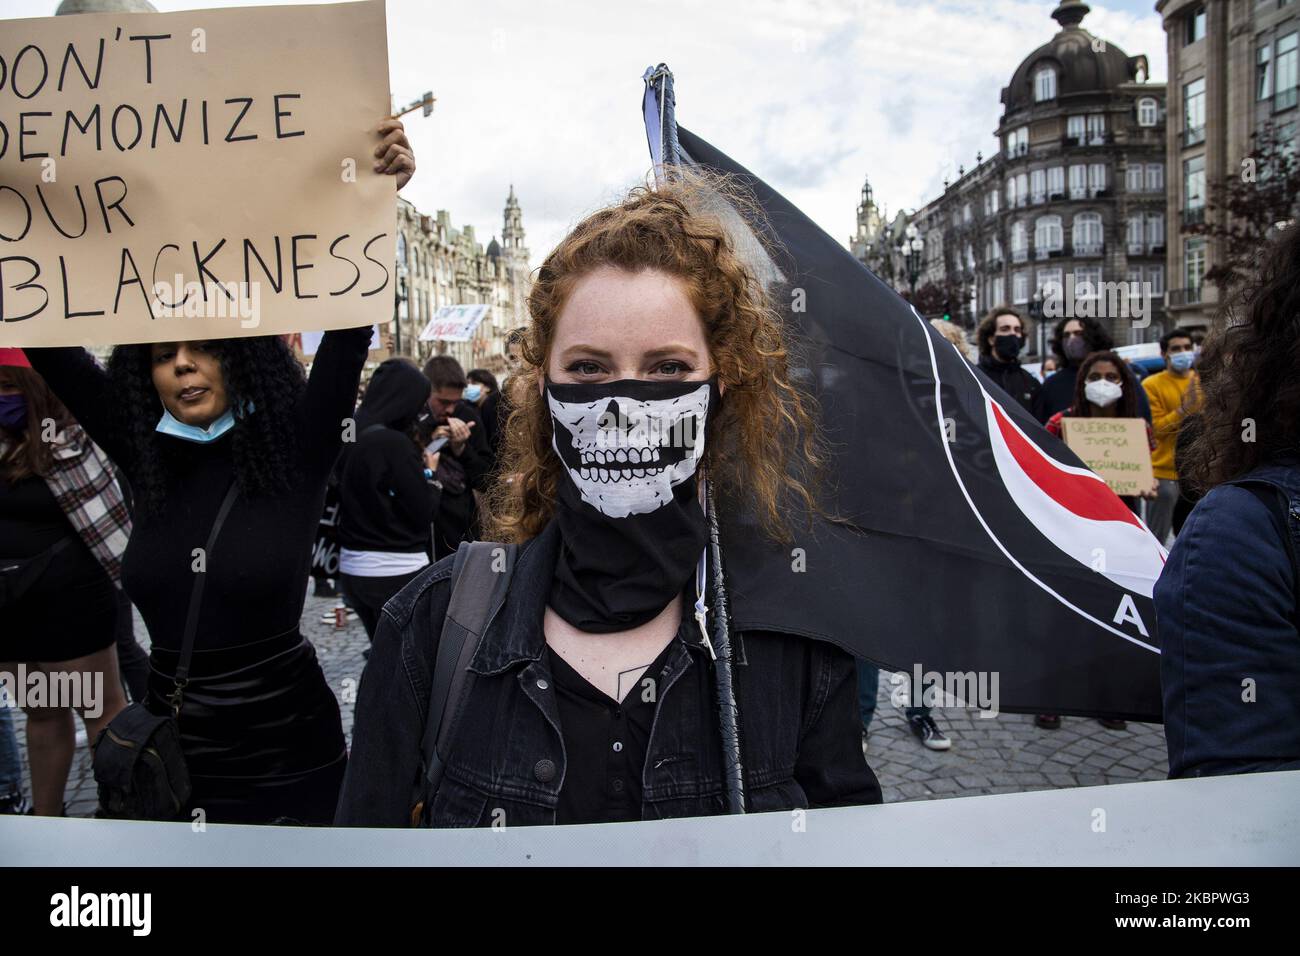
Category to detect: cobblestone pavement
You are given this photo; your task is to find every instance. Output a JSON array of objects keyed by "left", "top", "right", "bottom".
[{"left": 13, "top": 592, "right": 1168, "bottom": 816}]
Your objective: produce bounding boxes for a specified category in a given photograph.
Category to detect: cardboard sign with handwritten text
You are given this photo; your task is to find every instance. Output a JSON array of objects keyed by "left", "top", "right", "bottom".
[
  {"left": 0, "top": 0, "right": 393, "bottom": 347},
  {"left": 1061, "top": 417, "right": 1154, "bottom": 497}
]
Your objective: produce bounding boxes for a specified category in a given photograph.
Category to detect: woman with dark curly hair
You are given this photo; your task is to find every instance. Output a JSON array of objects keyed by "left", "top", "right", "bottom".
[
  {"left": 336, "top": 171, "right": 881, "bottom": 827},
  {"left": 24, "top": 119, "right": 416, "bottom": 824},
  {"left": 1155, "top": 223, "right": 1300, "bottom": 779}
]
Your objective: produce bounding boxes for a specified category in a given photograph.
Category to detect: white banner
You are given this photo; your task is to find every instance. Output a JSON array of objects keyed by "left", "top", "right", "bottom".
[{"left": 418, "top": 303, "right": 490, "bottom": 342}]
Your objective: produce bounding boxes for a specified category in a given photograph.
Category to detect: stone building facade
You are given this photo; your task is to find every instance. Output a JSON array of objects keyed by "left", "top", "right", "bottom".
[
  {"left": 855, "top": 2, "right": 1169, "bottom": 357},
  {"left": 394, "top": 189, "right": 531, "bottom": 375},
  {"left": 1157, "top": 0, "right": 1299, "bottom": 332}
]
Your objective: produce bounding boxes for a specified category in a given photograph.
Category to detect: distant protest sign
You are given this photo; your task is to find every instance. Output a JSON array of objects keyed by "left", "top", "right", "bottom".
[
  {"left": 1061, "top": 417, "right": 1154, "bottom": 498},
  {"left": 418, "top": 303, "right": 490, "bottom": 342},
  {"left": 0, "top": 0, "right": 394, "bottom": 347}
]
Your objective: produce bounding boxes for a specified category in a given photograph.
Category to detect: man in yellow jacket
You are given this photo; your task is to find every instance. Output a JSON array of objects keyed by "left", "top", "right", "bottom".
[{"left": 1142, "top": 329, "right": 1200, "bottom": 545}]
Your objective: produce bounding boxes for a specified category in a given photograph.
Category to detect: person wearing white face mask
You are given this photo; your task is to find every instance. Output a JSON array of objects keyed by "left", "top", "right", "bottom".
[
  {"left": 1040, "top": 350, "right": 1158, "bottom": 734},
  {"left": 1142, "top": 329, "right": 1202, "bottom": 546}
]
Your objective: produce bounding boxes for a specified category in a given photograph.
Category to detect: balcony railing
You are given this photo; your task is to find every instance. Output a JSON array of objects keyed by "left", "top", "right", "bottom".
[
  {"left": 1182, "top": 206, "right": 1206, "bottom": 226},
  {"left": 1277, "top": 87, "right": 1298, "bottom": 112},
  {"left": 1031, "top": 192, "right": 1046, "bottom": 204},
  {"left": 1128, "top": 241, "right": 1145, "bottom": 255},
  {"left": 1012, "top": 248, "right": 1029, "bottom": 263},
  {"left": 1182, "top": 125, "right": 1206, "bottom": 147},
  {"left": 1074, "top": 241, "right": 1103, "bottom": 256},
  {"left": 1168, "top": 286, "right": 1203, "bottom": 307}
]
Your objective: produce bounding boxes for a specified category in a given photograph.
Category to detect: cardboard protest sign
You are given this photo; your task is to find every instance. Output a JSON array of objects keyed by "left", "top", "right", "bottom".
[
  {"left": 1061, "top": 417, "right": 1154, "bottom": 497},
  {"left": 0, "top": 0, "right": 394, "bottom": 347}
]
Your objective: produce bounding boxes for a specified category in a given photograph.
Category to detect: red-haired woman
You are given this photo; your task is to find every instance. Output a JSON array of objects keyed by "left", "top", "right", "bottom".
[{"left": 337, "top": 174, "right": 883, "bottom": 826}]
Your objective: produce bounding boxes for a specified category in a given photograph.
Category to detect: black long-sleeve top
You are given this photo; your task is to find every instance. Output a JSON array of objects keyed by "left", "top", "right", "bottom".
[{"left": 25, "top": 326, "right": 373, "bottom": 652}]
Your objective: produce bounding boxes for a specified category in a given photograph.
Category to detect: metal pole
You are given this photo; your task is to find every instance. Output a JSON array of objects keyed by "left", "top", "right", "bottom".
[
  {"left": 704, "top": 477, "right": 745, "bottom": 815},
  {"left": 648, "top": 64, "right": 746, "bottom": 814}
]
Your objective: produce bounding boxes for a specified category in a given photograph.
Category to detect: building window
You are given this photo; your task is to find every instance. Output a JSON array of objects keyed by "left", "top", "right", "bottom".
[
  {"left": 1137, "top": 97, "right": 1159, "bottom": 127},
  {"left": 1067, "top": 115, "right": 1086, "bottom": 146},
  {"left": 1035, "top": 215, "right": 1063, "bottom": 257},
  {"left": 1127, "top": 215, "right": 1145, "bottom": 254},
  {"left": 1184, "top": 77, "right": 1206, "bottom": 145},
  {"left": 1074, "top": 266, "right": 1102, "bottom": 300},
  {"left": 1073, "top": 212, "right": 1103, "bottom": 255},
  {"left": 1279, "top": 33, "right": 1298, "bottom": 111},
  {"left": 1006, "top": 126, "right": 1029, "bottom": 157},
  {"left": 1031, "top": 168, "right": 1046, "bottom": 204},
  {"left": 1146, "top": 162, "right": 1165, "bottom": 191},
  {"left": 1011, "top": 221, "right": 1029, "bottom": 261},
  {"left": 1184, "top": 155, "right": 1206, "bottom": 217},
  {"left": 1037, "top": 268, "right": 1064, "bottom": 302},
  {"left": 1087, "top": 163, "right": 1107, "bottom": 196},
  {"left": 1126, "top": 164, "right": 1145, "bottom": 192},
  {"left": 1016, "top": 172, "right": 1029, "bottom": 206},
  {"left": 1147, "top": 213, "right": 1165, "bottom": 251},
  {"left": 1259, "top": 43, "right": 1274, "bottom": 101},
  {"left": 1013, "top": 271, "right": 1030, "bottom": 304},
  {"left": 1034, "top": 65, "right": 1058, "bottom": 102},
  {"left": 1068, "top": 164, "right": 1087, "bottom": 200},
  {"left": 1006, "top": 178, "right": 1017, "bottom": 207},
  {"left": 990, "top": 276, "right": 1005, "bottom": 306},
  {"left": 963, "top": 203, "right": 972, "bottom": 223},
  {"left": 991, "top": 188, "right": 1000, "bottom": 213},
  {"left": 1047, "top": 166, "right": 1065, "bottom": 198},
  {"left": 1086, "top": 113, "right": 1106, "bottom": 144},
  {"left": 1147, "top": 265, "right": 1165, "bottom": 297},
  {"left": 1186, "top": 237, "right": 1207, "bottom": 293},
  {"left": 1185, "top": 6, "right": 1206, "bottom": 46}
]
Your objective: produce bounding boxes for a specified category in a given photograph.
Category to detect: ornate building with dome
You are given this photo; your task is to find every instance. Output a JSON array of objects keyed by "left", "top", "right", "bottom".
[
  {"left": 395, "top": 191, "right": 531, "bottom": 374},
  {"left": 855, "top": 1, "right": 1169, "bottom": 356}
]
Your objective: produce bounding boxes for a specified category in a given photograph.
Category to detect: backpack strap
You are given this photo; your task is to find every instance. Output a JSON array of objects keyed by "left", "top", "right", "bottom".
[{"left": 409, "top": 539, "right": 517, "bottom": 826}]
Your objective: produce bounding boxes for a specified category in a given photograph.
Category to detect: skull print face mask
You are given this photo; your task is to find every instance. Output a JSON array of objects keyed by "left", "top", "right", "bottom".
[{"left": 544, "top": 375, "right": 721, "bottom": 633}]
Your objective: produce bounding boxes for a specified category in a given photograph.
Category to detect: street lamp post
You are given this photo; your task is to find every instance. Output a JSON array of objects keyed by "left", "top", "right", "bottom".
[
  {"left": 896, "top": 224, "right": 924, "bottom": 300},
  {"left": 1030, "top": 288, "right": 1045, "bottom": 359},
  {"left": 394, "top": 259, "right": 408, "bottom": 357}
]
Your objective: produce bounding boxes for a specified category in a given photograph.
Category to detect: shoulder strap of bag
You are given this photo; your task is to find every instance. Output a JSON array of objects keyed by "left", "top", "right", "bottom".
[
  {"left": 168, "top": 479, "right": 239, "bottom": 716},
  {"left": 410, "top": 539, "right": 516, "bottom": 826}
]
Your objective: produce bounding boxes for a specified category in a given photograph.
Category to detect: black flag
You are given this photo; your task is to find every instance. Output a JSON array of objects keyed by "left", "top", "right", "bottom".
[{"left": 643, "top": 71, "right": 1165, "bottom": 721}]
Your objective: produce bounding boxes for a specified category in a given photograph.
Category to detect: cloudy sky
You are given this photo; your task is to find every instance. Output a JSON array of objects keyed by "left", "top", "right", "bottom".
[{"left": 1, "top": 0, "right": 1169, "bottom": 265}]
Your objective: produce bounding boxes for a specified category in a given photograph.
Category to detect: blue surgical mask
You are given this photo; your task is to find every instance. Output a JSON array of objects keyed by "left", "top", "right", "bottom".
[
  {"left": 155, "top": 400, "right": 254, "bottom": 444},
  {"left": 464, "top": 384, "right": 483, "bottom": 403},
  {"left": 1170, "top": 352, "right": 1195, "bottom": 372},
  {"left": 0, "top": 393, "right": 28, "bottom": 432}
]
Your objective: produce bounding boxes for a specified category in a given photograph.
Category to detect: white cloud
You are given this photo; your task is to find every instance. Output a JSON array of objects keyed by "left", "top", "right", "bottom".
[{"left": 0, "top": 0, "right": 1170, "bottom": 260}]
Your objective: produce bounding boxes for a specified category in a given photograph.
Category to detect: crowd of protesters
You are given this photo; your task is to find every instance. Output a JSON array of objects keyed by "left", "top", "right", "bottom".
[{"left": 3, "top": 151, "right": 1298, "bottom": 825}]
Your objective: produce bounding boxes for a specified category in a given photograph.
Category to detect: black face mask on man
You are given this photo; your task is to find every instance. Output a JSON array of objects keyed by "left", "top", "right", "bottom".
[
  {"left": 993, "top": 334, "right": 1024, "bottom": 362},
  {"left": 544, "top": 375, "right": 722, "bottom": 633}
]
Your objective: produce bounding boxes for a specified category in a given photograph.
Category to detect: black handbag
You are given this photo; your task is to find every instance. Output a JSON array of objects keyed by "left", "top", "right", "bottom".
[
  {"left": 92, "top": 480, "right": 240, "bottom": 820},
  {"left": 0, "top": 538, "right": 71, "bottom": 609}
]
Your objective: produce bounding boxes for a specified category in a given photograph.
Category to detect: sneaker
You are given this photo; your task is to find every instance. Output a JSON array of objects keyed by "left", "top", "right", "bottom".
[
  {"left": 908, "top": 714, "right": 951, "bottom": 751},
  {"left": 0, "top": 792, "right": 29, "bottom": 815},
  {"left": 1098, "top": 718, "right": 1128, "bottom": 730},
  {"left": 1035, "top": 714, "right": 1061, "bottom": 730}
]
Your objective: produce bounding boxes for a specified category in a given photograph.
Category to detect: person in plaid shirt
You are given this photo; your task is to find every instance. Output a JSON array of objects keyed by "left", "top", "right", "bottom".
[{"left": 0, "top": 348, "right": 131, "bottom": 816}]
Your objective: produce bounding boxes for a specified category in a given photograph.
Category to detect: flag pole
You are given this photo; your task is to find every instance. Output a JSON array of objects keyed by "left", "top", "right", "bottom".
[{"left": 645, "top": 64, "right": 746, "bottom": 815}]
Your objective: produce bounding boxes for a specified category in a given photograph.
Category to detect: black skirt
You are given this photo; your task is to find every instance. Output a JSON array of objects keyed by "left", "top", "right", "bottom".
[
  {"left": 1, "top": 533, "right": 117, "bottom": 663},
  {"left": 147, "top": 629, "right": 346, "bottom": 826}
]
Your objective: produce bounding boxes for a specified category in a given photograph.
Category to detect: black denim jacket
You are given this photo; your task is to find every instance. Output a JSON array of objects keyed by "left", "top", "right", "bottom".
[{"left": 334, "top": 520, "right": 882, "bottom": 827}]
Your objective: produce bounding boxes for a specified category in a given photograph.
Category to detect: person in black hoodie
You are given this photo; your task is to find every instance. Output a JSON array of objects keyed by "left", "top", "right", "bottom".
[
  {"left": 419, "top": 356, "right": 493, "bottom": 558},
  {"left": 336, "top": 358, "right": 441, "bottom": 642},
  {"left": 974, "top": 306, "right": 1041, "bottom": 414},
  {"left": 1038, "top": 315, "right": 1152, "bottom": 424}
]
